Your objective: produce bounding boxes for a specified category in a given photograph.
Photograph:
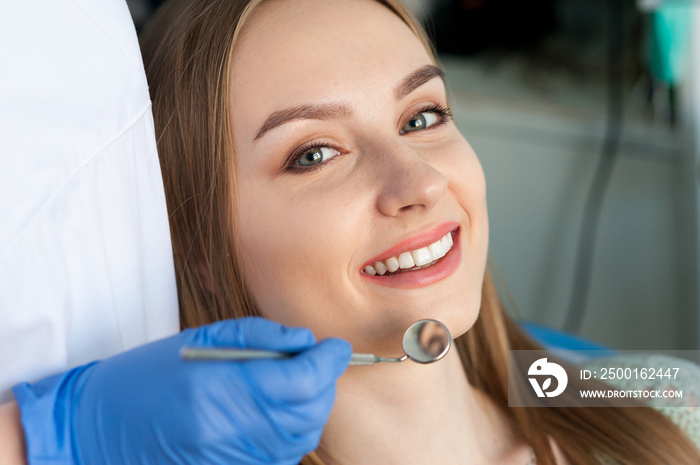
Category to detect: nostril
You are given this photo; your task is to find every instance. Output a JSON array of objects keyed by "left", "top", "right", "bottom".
[{"left": 398, "top": 204, "right": 420, "bottom": 213}]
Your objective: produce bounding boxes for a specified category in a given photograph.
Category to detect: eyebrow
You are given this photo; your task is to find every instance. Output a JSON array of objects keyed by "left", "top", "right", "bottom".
[
  {"left": 394, "top": 65, "right": 444, "bottom": 101},
  {"left": 254, "top": 103, "right": 351, "bottom": 140},
  {"left": 253, "top": 64, "right": 445, "bottom": 141}
]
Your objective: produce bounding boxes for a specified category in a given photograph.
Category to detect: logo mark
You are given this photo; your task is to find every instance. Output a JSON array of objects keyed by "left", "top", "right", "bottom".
[{"left": 528, "top": 358, "right": 568, "bottom": 397}]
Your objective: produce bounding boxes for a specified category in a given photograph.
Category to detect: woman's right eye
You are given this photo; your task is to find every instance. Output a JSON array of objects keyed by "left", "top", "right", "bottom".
[{"left": 292, "top": 145, "right": 341, "bottom": 169}]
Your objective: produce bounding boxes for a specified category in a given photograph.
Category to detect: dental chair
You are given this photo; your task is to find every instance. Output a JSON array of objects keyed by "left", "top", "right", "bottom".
[
  {"left": 520, "top": 321, "right": 611, "bottom": 351},
  {"left": 520, "top": 321, "right": 614, "bottom": 364}
]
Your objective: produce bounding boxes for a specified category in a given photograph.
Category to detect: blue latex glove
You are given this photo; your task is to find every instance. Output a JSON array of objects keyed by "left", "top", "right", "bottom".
[{"left": 13, "top": 317, "right": 352, "bottom": 465}]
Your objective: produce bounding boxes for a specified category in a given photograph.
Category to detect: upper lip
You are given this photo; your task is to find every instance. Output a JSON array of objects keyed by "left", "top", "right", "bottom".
[{"left": 361, "top": 221, "right": 459, "bottom": 269}]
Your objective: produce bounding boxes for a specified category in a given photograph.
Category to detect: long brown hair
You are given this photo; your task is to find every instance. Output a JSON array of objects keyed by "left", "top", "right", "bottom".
[{"left": 140, "top": 1, "right": 700, "bottom": 463}]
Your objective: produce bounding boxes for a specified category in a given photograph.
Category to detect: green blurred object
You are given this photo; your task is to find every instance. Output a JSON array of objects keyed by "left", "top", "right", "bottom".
[{"left": 646, "top": 2, "right": 692, "bottom": 86}]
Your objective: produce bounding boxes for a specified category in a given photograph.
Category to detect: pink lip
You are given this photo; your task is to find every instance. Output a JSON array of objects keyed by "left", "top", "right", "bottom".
[{"left": 360, "top": 222, "right": 462, "bottom": 289}]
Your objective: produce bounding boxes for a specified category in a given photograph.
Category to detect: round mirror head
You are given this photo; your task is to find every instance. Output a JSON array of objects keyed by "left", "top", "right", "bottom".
[{"left": 402, "top": 319, "right": 452, "bottom": 364}]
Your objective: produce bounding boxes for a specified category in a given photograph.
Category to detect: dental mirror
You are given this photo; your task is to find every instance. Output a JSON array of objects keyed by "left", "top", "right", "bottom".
[
  {"left": 181, "top": 319, "right": 452, "bottom": 366},
  {"left": 348, "top": 319, "right": 451, "bottom": 365}
]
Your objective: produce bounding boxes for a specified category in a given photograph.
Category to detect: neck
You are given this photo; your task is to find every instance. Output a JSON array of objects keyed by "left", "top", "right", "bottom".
[{"left": 316, "top": 349, "right": 531, "bottom": 465}]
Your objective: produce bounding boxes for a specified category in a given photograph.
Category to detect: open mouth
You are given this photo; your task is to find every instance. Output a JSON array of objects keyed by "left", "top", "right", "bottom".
[{"left": 362, "top": 230, "right": 455, "bottom": 276}]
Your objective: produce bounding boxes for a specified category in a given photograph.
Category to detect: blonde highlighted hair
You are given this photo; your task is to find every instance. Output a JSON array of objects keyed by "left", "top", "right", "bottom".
[{"left": 140, "top": 1, "right": 700, "bottom": 463}]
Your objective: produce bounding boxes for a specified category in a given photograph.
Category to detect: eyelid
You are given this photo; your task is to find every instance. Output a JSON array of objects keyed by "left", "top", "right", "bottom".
[
  {"left": 283, "top": 140, "right": 345, "bottom": 173},
  {"left": 399, "top": 103, "right": 453, "bottom": 135}
]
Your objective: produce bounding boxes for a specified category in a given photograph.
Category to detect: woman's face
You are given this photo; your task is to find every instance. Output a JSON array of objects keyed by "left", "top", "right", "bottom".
[{"left": 230, "top": 0, "right": 488, "bottom": 354}]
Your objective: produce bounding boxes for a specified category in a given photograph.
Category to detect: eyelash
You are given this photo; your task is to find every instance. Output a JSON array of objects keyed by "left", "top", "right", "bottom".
[
  {"left": 401, "top": 103, "right": 453, "bottom": 134},
  {"left": 285, "top": 141, "right": 341, "bottom": 173},
  {"left": 284, "top": 103, "right": 453, "bottom": 173}
]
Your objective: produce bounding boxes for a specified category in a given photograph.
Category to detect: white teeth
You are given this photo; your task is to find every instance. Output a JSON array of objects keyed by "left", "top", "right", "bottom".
[
  {"left": 374, "top": 261, "right": 387, "bottom": 276},
  {"left": 363, "top": 231, "right": 456, "bottom": 276},
  {"left": 398, "top": 251, "right": 415, "bottom": 269},
  {"left": 412, "top": 247, "right": 432, "bottom": 266},
  {"left": 444, "top": 233, "right": 453, "bottom": 248},
  {"left": 428, "top": 240, "right": 446, "bottom": 259},
  {"left": 385, "top": 256, "right": 400, "bottom": 272}
]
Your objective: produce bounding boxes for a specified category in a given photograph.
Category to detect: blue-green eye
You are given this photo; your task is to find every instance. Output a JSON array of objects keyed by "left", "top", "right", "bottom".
[
  {"left": 296, "top": 146, "right": 340, "bottom": 167},
  {"left": 401, "top": 111, "right": 439, "bottom": 133}
]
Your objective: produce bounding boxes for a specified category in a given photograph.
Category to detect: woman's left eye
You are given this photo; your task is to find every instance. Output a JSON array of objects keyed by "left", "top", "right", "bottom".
[
  {"left": 400, "top": 106, "right": 452, "bottom": 134},
  {"left": 293, "top": 146, "right": 341, "bottom": 169}
]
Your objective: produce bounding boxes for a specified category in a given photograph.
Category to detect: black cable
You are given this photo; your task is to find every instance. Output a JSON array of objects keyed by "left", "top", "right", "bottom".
[{"left": 563, "top": 0, "right": 625, "bottom": 335}]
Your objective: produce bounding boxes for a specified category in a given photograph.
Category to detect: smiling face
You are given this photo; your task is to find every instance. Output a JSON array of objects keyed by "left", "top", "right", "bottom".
[{"left": 230, "top": 0, "right": 489, "bottom": 354}]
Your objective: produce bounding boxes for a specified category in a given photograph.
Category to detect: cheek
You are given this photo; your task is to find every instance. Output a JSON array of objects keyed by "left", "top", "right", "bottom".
[
  {"left": 439, "top": 137, "right": 488, "bottom": 221},
  {"left": 442, "top": 137, "right": 490, "bottom": 281},
  {"left": 457, "top": 140, "right": 489, "bottom": 259},
  {"left": 235, "top": 188, "right": 313, "bottom": 320},
  {"left": 234, "top": 178, "right": 363, "bottom": 328}
]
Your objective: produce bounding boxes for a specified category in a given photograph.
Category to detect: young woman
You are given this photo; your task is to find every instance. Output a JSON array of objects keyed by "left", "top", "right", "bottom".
[{"left": 141, "top": 0, "right": 700, "bottom": 464}]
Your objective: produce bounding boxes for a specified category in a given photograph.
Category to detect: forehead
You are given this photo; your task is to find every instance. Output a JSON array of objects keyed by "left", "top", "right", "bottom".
[{"left": 229, "top": 0, "right": 433, "bottom": 126}]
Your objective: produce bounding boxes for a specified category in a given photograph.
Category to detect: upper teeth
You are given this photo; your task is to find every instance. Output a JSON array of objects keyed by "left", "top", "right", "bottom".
[{"left": 363, "top": 232, "right": 454, "bottom": 276}]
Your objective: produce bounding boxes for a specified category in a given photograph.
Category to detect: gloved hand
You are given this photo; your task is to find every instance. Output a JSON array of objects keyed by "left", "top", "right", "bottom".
[{"left": 13, "top": 317, "right": 352, "bottom": 465}]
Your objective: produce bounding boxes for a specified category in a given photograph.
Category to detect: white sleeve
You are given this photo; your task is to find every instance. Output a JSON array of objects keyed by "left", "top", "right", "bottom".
[{"left": 0, "top": 0, "right": 180, "bottom": 402}]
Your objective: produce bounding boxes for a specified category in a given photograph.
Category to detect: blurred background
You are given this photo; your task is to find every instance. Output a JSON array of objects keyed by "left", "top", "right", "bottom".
[{"left": 130, "top": 0, "right": 700, "bottom": 351}]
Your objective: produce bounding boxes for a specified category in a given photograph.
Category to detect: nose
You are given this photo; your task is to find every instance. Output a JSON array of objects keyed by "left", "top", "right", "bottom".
[{"left": 373, "top": 146, "right": 447, "bottom": 217}]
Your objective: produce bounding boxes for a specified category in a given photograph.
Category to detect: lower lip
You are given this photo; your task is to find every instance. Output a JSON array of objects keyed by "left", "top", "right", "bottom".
[{"left": 361, "top": 229, "right": 462, "bottom": 289}]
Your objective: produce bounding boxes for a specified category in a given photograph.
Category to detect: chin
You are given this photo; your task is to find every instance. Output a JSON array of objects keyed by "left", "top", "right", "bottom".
[
  {"left": 389, "top": 288, "right": 483, "bottom": 351},
  {"left": 439, "top": 293, "right": 483, "bottom": 342}
]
